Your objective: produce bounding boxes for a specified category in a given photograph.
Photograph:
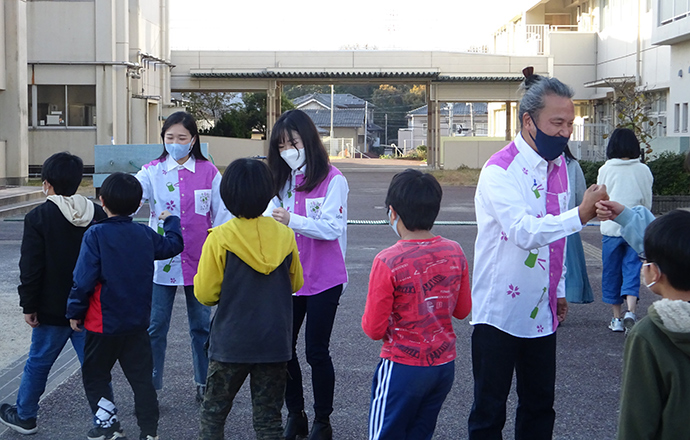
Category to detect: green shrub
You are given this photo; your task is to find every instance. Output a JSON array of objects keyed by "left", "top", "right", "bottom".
[
  {"left": 578, "top": 160, "right": 605, "bottom": 187},
  {"left": 417, "top": 145, "right": 427, "bottom": 161},
  {"left": 580, "top": 153, "right": 690, "bottom": 195},
  {"left": 647, "top": 152, "right": 690, "bottom": 195}
]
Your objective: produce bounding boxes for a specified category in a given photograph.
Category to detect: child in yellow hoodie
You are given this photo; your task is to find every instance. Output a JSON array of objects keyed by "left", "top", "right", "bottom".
[{"left": 194, "top": 158, "right": 303, "bottom": 440}]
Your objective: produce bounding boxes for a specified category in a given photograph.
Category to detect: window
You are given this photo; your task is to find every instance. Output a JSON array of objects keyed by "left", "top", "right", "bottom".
[
  {"left": 683, "top": 103, "right": 689, "bottom": 132},
  {"left": 674, "top": 103, "right": 680, "bottom": 132},
  {"left": 28, "top": 85, "right": 96, "bottom": 128},
  {"left": 600, "top": 0, "right": 609, "bottom": 30}
]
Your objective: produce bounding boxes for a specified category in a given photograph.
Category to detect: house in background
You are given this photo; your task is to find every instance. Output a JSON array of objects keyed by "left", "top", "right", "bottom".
[
  {"left": 293, "top": 93, "right": 383, "bottom": 153},
  {"left": 398, "top": 103, "right": 489, "bottom": 153}
]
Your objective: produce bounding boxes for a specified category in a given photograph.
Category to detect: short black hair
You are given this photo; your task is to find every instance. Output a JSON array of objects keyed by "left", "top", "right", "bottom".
[
  {"left": 385, "top": 169, "right": 442, "bottom": 231},
  {"left": 100, "top": 172, "right": 142, "bottom": 216},
  {"left": 644, "top": 209, "right": 690, "bottom": 291},
  {"left": 606, "top": 128, "right": 641, "bottom": 159},
  {"left": 41, "top": 152, "right": 83, "bottom": 196},
  {"left": 220, "top": 158, "right": 274, "bottom": 219}
]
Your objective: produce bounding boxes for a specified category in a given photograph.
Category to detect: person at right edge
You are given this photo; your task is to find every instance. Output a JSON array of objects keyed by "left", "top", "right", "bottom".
[{"left": 468, "top": 67, "right": 608, "bottom": 440}]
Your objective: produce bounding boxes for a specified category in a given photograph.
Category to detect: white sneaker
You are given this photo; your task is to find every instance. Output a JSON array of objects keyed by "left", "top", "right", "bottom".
[
  {"left": 609, "top": 317, "right": 624, "bottom": 332},
  {"left": 623, "top": 311, "right": 637, "bottom": 334}
]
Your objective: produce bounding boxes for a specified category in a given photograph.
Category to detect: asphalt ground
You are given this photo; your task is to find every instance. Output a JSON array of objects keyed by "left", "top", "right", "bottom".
[{"left": 0, "top": 159, "right": 651, "bottom": 439}]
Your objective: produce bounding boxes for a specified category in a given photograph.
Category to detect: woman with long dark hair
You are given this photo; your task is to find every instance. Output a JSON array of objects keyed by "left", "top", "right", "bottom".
[{"left": 267, "top": 110, "right": 349, "bottom": 440}]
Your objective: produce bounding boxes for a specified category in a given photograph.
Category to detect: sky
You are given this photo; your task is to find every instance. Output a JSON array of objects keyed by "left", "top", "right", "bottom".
[{"left": 169, "top": 0, "right": 534, "bottom": 52}]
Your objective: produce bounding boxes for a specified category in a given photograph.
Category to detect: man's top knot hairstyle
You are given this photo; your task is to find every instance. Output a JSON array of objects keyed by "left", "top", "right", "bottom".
[{"left": 518, "top": 66, "right": 574, "bottom": 128}]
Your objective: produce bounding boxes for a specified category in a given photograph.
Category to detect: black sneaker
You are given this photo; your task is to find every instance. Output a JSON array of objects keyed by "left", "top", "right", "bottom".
[
  {"left": 87, "top": 420, "right": 126, "bottom": 440},
  {"left": 0, "top": 403, "right": 38, "bottom": 435}
]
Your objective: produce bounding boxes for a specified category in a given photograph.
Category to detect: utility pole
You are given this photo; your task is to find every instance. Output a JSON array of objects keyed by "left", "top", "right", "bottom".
[
  {"left": 385, "top": 113, "right": 388, "bottom": 145},
  {"left": 363, "top": 101, "right": 368, "bottom": 154}
]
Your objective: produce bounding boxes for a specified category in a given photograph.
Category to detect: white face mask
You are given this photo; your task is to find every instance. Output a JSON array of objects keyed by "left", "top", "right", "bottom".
[
  {"left": 165, "top": 140, "right": 193, "bottom": 161},
  {"left": 42, "top": 181, "right": 49, "bottom": 196},
  {"left": 280, "top": 148, "right": 305, "bottom": 171},
  {"left": 388, "top": 210, "right": 400, "bottom": 238},
  {"left": 643, "top": 262, "right": 657, "bottom": 288}
]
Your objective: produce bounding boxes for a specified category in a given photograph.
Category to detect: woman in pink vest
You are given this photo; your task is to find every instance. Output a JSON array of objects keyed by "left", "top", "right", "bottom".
[
  {"left": 267, "top": 110, "right": 349, "bottom": 440},
  {"left": 135, "top": 111, "right": 232, "bottom": 403}
]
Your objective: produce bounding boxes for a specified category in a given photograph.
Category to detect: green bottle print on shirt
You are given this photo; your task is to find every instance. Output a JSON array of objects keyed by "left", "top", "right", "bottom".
[
  {"left": 530, "top": 287, "right": 548, "bottom": 319},
  {"left": 163, "top": 257, "right": 174, "bottom": 272},
  {"left": 525, "top": 249, "right": 539, "bottom": 268},
  {"left": 166, "top": 182, "right": 175, "bottom": 192}
]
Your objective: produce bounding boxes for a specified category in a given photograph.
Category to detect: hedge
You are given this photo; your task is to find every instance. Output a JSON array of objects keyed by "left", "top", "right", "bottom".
[{"left": 579, "top": 152, "right": 690, "bottom": 196}]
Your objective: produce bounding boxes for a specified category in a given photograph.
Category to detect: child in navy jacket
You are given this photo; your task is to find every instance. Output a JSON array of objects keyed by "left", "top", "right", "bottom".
[{"left": 66, "top": 172, "right": 183, "bottom": 440}]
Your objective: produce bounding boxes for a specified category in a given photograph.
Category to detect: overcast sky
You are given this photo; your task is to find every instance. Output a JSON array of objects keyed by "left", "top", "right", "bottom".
[{"left": 169, "top": 0, "right": 534, "bottom": 52}]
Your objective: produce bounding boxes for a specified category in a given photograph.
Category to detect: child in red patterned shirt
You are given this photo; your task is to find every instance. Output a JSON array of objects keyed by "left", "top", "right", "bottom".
[{"left": 362, "top": 169, "right": 472, "bottom": 440}]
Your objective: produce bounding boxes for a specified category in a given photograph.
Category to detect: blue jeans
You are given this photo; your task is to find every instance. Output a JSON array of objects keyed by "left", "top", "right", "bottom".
[
  {"left": 368, "top": 359, "right": 454, "bottom": 440},
  {"left": 149, "top": 284, "right": 210, "bottom": 389},
  {"left": 16, "top": 324, "right": 85, "bottom": 420},
  {"left": 601, "top": 235, "right": 642, "bottom": 305}
]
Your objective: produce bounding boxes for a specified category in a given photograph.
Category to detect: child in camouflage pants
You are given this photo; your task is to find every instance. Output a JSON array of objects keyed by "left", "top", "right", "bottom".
[{"left": 193, "top": 159, "right": 303, "bottom": 439}]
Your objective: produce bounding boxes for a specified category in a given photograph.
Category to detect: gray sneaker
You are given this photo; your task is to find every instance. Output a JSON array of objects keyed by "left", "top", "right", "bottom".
[
  {"left": 0, "top": 403, "right": 38, "bottom": 435},
  {"left": 609, "top": 317, "right": 624, "bottom": 332},
  {"left": 623, "top": 311, "right": 637, "bottom": 334}
]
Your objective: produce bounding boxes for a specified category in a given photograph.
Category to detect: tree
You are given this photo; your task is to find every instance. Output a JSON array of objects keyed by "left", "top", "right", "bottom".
[
  {"left": 182, "top": 92, "right": 239, "bottom": 127},
  {"left": 605, "top": 80, "right": 663, "bottom": 157},
  {"left": 202, "top": 92, "right": 295, "bottom": 139}
]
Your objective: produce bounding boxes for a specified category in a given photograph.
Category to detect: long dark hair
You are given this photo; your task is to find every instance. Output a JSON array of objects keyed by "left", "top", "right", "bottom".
[
  {"left": 267, "top": 109, "right": 329, "bottom": 196},
  {"left": 157, "top": 111, "right": 207, "bottom": 161}
]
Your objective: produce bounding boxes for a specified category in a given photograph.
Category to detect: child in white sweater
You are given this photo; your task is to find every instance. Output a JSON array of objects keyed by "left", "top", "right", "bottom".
[{"left": 597, "top": 128, "right": 653, "bottom": 333}]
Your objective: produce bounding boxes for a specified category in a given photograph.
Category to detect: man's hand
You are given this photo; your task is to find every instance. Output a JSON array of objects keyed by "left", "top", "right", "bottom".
[
  {"left": 578, "top": 184, "right": 608, "bottom": 224},
  {"left": 70, "top": 319, "right": 83, "bottom": 332},
  {"left": 158, "top": 210, "right": 172, "bottom": 221},
  {"left": 596, "top": 200, "right": 624, "bottom": 222},
  {"left": 24, "top": 313, "right": 39, "bottom": 328},
  {"left": 557, "top": 298, "right": 568, "bottom": 323},
  {"left": 272, "top": 207, "right": 290, "bottom": 226}
]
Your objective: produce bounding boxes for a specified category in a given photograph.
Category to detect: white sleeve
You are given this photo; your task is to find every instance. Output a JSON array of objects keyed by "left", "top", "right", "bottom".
[
  {"left": 288, "top": 174, "right": 349, "bottom": 241},
  {"left": 210, "top": 171, "right": 233, "bottom": 226},
  {"left": 135, "top": 167, "right": 153, "bottom": 203},
  {"left": 477, "top": 165, "right": 582, "bottom": 251}
]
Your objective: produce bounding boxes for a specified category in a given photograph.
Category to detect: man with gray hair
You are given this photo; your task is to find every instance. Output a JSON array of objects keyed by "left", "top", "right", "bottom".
[{"left": 468, "top": 68, "right": 608, "bottom": 439}]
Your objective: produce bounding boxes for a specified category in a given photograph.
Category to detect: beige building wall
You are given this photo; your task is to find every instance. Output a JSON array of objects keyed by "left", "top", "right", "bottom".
[
  {"left": 200, "top": 135, "right": 265, "bottom": 168},
  {"left": 442, "top": 138, "right": 508, "bottom": 169},
  {"left": 0, "top": 0, "right": 29, "bottom": 184},
  {"left": 24, "top": 0, "right": 171, "bottom": 167}
]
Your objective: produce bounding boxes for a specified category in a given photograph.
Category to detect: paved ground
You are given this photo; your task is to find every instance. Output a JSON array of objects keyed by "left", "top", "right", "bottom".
[{"left": 0, "top": 158, "right": 652, "bottom": 439}]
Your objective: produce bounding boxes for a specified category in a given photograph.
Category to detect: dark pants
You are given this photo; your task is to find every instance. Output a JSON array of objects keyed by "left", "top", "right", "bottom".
[
  {"left": 285, "top": 285, "right": 342, "bottom": 419},
  {"left": 369, "top": 359, "right": 454, "bottom": 440},
  {"left": 82, "top": 330, "right": 159, "bottom": 437},
  {"left": 199, "top": 360, "right": 287, "bottom": 440},
  {"left": 468, "top": 324, "right": 556, "bottom": 440}
]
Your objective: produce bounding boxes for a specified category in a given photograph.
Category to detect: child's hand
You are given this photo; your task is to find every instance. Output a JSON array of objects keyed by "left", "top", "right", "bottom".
[
  {"left": 70, "top": 319, "right": 83, "bottom": 332},
  {"left": 24, "top": 313, "right": 39, "bottom": 328},
  {"left": 159, "top": 210, "right": 172, "bottom": 221},
  {"left": 596, "top": 200, "right": 624, "bottom": 221},
  {"left": 272, "top": 207, "right": 290, "bottom": 226}
]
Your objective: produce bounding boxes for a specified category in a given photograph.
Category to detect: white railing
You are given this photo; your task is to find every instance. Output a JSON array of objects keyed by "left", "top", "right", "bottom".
[{"left": 492, "top": 24, "right": 549, "bottom": 56}]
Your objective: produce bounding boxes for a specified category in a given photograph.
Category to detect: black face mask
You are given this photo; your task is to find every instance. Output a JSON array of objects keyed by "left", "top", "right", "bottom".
[{"left": 528, "top": 116, "right": 569, "bottom": 161}]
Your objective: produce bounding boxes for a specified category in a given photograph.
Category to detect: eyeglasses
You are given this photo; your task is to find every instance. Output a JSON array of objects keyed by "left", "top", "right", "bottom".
[{"left": 638, "top": 253, "right": 647, "bottom": 263}]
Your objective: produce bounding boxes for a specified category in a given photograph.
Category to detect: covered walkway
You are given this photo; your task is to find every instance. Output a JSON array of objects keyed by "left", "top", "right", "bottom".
[{"left": 170, "top": 50, "right": 550, "bottom": 167}]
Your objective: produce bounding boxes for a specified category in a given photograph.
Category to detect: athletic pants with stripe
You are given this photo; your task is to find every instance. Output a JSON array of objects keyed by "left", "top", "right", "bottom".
[{"left": 368, "top": 358, "right": 454, "bottom": 440}]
